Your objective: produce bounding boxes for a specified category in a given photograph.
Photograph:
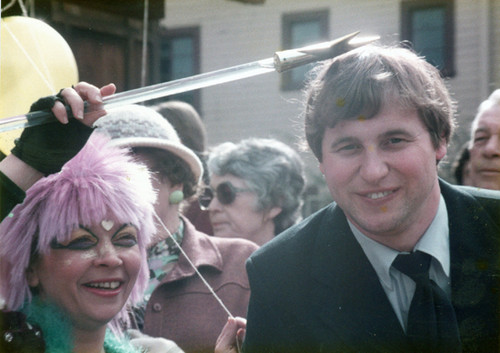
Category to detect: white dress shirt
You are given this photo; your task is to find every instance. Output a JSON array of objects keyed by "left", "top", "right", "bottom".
[{"left": 349, "top": 195, "right": 451, "bottom": 331}]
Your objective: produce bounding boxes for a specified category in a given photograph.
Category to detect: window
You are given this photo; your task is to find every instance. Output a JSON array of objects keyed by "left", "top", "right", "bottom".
[
  {"left": 159, "top": 27, "right": 200, "bottom": 109},
  {"left": 401, "top": 0, "right": 454, "bottom": 77},
  {"left": 281, "top": 10, "right": 329, "bottom": 91}
]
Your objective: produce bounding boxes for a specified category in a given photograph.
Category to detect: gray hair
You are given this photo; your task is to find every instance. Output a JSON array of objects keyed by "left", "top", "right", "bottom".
[
  {"left": 207, "top": 138, "right": 305, "bottom": 235},
  {"left": 303, "top": 44, "right": 455, "bottom": 161},
  {"left": 470, "top": 89, "right": 500, "bottom": 141}
]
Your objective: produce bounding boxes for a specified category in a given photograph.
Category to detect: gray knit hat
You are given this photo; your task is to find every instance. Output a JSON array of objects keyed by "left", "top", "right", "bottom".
[{"left": 94, "top": 104, "right": 203, "bottom": 183}]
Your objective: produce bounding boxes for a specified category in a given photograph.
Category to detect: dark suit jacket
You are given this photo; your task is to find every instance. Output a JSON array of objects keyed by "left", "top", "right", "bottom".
[{"left": 243, "top": 180, "right": 500, "bottom": 353}]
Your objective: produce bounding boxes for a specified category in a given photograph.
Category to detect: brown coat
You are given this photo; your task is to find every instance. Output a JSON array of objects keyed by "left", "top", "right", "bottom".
[{"left": 143, "top": 216, "right": 259, "bottom": 353}]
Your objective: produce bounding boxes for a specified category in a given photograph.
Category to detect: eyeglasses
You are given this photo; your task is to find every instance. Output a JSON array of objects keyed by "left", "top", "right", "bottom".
[{"left": 198, "top": 181, "right": 252, "bottom": 210}]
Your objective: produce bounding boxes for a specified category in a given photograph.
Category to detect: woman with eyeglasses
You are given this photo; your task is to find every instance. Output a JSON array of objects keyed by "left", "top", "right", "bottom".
[{"left": 204, "top": 138, "right": 306, "bottom": 246}]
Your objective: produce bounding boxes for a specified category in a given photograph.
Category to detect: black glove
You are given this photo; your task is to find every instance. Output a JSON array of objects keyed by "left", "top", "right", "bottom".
[{"left": 10, "top": 92, "right": 93, "bottom": 176}]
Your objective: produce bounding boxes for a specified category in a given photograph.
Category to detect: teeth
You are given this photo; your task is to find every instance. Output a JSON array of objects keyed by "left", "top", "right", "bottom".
[
  {"left": 87, "top": 281, "right": 120, "bottom": 289},
  {"left": 367, "top": 191, "right": 392, "bottom": 200}
]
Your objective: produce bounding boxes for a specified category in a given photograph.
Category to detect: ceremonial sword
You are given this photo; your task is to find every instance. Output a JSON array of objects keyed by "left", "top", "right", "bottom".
[{"left": 0, "top": 31, "right": 377, "bottom": 133}]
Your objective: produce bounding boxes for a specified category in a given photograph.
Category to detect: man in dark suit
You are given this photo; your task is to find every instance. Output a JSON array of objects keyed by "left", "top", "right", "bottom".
[{"left": 242, "top": 45, "right": 500, "bottom": 353}]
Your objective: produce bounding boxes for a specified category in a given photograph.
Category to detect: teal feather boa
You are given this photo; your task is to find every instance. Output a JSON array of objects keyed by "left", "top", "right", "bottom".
[
  {"left": 22, "top": 296, "right": 73, "bottom": 353},
  {"left": 21, "top": 296, "right": 139, "bottom": 353}
]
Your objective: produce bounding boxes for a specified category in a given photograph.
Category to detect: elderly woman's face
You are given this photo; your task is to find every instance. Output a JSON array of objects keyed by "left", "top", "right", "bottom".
[
  {"left": 207, "top": 174, "right": 281, "bottom": 245},
  {"left": 27, "top": 219, "right": 141, "bottom": 331}
]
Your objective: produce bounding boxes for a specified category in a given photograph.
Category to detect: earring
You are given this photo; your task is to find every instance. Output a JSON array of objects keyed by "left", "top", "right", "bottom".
[{"left": 169, "top": 190, "right": 184, "bottom": 204}]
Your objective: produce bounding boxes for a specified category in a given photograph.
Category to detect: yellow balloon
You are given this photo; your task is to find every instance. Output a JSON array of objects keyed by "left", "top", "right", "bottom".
[{"left": 0, "top": 16, "right": 79, "bottom": 155}]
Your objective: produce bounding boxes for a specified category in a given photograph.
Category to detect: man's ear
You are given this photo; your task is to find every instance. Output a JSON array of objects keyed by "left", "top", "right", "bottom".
[{"left": 436, "top": 139, "right": 448, "bottom": 163}]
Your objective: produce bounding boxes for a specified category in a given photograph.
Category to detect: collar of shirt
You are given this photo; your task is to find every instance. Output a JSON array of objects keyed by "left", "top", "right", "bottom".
[
  {"left": 145, "top": 219, "right": 185, "bottom": 299},
  {"left": 349, "top": 195, "right": 450, "bottom": 291}
]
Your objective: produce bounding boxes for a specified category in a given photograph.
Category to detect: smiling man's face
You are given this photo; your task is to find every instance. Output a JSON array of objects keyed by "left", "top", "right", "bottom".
[{"left": 319, "top": 104, "right": 446, "bottom": 251}]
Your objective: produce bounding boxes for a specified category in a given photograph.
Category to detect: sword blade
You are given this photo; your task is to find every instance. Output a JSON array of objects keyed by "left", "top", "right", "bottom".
[{"left": 0, "top": 31, "right": 377, "bottom": 133}]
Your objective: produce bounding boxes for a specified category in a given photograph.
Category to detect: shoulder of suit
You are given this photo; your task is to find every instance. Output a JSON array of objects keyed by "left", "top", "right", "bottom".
[
  {"left": 249, "top": 202, "right": 338, "bottom": 261},
  {"left": 448, "top": 183, "right": 500, "bottom": 207},
  {"left": 443, "top": 181, "right": 500, "bottom": 229}
]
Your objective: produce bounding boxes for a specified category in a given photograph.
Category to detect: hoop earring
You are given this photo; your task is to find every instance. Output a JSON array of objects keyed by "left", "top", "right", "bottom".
[{"left": 169, "top": 190, "right": 184, "bottom": 204}]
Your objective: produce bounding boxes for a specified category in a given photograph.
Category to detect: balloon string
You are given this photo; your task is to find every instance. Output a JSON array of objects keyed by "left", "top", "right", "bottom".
[
  {"left": 1, "top": 0, "right": 17, "bottom": 12},
  {"left": 0, "top": 0, "right": 28, "bottom": 15},
  {"left": 17, "top": 0, "right": 28, "bottom": 16},
  {"left": 237, "top": 336, "right": 242, "bottom": 353},
  {"left": 140, "top": 0, "right": 149, "bottom": 88},
  {"left": 29, "top": 22, "right": 55, "bottom": 90},
  {"left": 2, "top": 20, "right": 56, "bottom": 93},
  {"left": 153, "top": 213, "right": 235, "bottom": 319}
]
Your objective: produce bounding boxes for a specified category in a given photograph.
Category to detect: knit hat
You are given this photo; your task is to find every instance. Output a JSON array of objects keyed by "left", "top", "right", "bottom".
[
  {"left": 94, "top": 104, "right": 203, "bottom": 183},
  {"left": 0, "top": 132, "right": 156, "bottom": 333}
]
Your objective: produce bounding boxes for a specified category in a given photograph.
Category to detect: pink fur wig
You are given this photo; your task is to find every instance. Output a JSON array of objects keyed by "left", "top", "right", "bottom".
[{"left": 0, "top": 132, "right": 156, "bottom": 332}]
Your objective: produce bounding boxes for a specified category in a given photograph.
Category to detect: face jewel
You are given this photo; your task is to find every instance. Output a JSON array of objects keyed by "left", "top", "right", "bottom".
[{"left": 101, "top": 220, "right": 114, "bottom": 231}]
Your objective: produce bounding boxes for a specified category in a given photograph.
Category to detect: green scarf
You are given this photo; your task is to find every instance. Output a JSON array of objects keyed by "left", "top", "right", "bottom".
[{"left": 22, "top": 296, "right": 139, "bottom": 353}]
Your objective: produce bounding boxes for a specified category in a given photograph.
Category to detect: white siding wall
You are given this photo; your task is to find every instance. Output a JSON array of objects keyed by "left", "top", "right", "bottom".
[
  {"left": 492, "top": 0, "right": 500, "bottom": 92},
  {"left": 161, "top": 0, "right": 497, "bottom": 181}
]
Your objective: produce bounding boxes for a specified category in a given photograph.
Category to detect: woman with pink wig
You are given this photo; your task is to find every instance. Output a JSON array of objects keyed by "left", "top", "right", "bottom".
[
  {"left": 0, "top": 133, "right": 161, "bottom": 353},
  {"left": 0, "top": 87, "right": 249, "bottom": 353}
]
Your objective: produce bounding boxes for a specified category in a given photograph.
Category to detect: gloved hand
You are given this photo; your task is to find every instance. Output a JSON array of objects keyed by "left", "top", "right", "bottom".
[
  {"left": 10, "top": 92, "right": 93, "bottom": 176},
  {"left": 128, "top": 329, "right": 185, "bottom": 353}
]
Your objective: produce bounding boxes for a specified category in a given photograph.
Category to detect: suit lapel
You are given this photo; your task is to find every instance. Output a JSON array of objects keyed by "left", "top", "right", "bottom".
[{"left": 309, "top": 205, "right": 408, "bottom": 352}]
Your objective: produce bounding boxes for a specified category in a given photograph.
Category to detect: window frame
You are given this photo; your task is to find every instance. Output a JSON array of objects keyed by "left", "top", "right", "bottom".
[
  {"left": 401, "top": 0, "right": 455, "bottom": 77},
  {"left": 281, "top": 10, "right": 329, "bottom": 91},
  {"left": 158, "top": 26, "right": 201, "bottom": 110}
]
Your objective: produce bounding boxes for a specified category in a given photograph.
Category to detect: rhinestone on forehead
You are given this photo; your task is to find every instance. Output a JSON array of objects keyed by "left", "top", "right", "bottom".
[{"left": 101, "top": 220, "right": 114, "bottom": 231}]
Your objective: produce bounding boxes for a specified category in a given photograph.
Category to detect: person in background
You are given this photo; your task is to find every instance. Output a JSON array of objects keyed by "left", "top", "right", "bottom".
[
  {"left": 153, "top": 101, "right": 206, "bottom": 154},
  {"left": 153, "top": 100, "right": 213, "bottom": 235},
  {"left": 95, "top": 105, "right": 258, "bottom": 353},
  {"left": 452, "top": 142, "right": 472, "bottom": 186},
  {"left": 204, "top": 138, "right": 305, "bottom": 246},
  {"left": 0, "top": 133, "right": 181, "bottom": 353},
  {"left": 242, "top": 44, "right": 500, "bottom": 352},
  {"left": 468, "top": 89, "right": 500, "bottom": 190}
]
